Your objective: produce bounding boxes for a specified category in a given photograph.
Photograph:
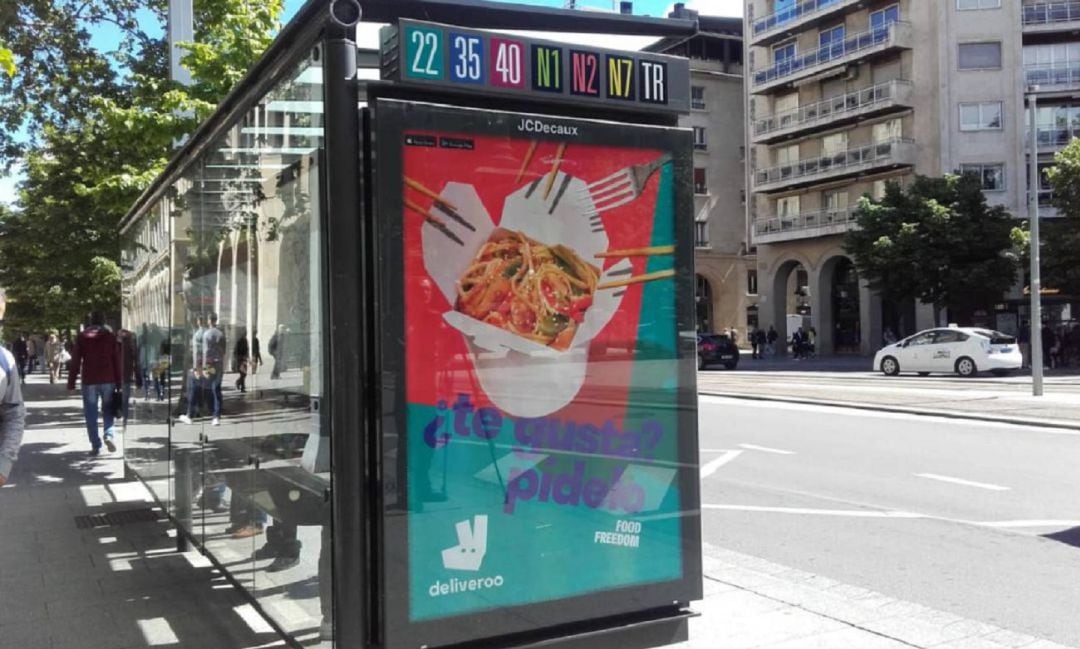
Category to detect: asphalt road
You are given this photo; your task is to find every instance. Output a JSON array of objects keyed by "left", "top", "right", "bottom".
[{"left": 699, "top": 396, "right": 1080, "bottom": 647}]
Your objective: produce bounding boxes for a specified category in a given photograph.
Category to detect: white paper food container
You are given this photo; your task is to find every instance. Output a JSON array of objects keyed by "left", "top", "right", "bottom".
[{"left": 422, "top": 175, "right": 632, "bottom": 418}]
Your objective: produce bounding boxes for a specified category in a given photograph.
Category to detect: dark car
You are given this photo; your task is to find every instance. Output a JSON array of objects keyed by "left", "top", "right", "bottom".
[{"left": 697, "top": 333, "right": 740, "bottom": 370}]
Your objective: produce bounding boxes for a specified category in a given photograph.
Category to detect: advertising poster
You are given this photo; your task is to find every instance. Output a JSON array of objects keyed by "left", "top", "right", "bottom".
[{"left": 376, "top": 99, "right": 700, "bottom": 648}]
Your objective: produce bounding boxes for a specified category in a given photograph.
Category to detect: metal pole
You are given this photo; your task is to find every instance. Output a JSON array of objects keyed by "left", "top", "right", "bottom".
[{"left": 1028, "top": 87, "right": 1044, "bottom": 396}]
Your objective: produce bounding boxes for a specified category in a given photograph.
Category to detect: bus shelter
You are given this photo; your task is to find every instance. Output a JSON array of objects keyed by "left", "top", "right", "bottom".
[{"left": 119, "top": 1, "right": 703, "bottom": 647}]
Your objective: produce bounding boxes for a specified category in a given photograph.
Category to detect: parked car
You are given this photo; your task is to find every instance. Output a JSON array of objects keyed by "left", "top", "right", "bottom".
[
  {"left": 873, "top": 327, "right": 1021, "bottom": 377},
  {"left": 697, "top": 333, "right": 740, "bottom": 370}
]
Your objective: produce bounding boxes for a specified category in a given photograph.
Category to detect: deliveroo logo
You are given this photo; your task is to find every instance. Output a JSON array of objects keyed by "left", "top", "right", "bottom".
[
  {"left": 442, "top": 515, "right": 488, "bottom": 571},
  {"left": 429, "top": 515, "right": 505, "bottom": 598}
]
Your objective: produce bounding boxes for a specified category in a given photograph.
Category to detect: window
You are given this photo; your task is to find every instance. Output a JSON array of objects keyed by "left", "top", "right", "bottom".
[
  {"left": 693, "top": 126, "right": 707, "bottom": 150},
  {"left": 777, "top": 195, "right": 800, "bottom": 217},
  {"left": 934, "top": 330, "right": 970, "bottom": 343},
  {"left": 871, "top": 180, "right": 888, "bottom": 200},
  {"left": 960, "top": 163, "right": 1005, "bottom": 191},
  {"left": 694, "top": 168, "right": 707, "bottom": 194},
  {"left": 959, "top": 42, "right": 1002, "bottom": 70},
  {"left": 777, "top": 143, "right": 799, "bottom": 165},
  {"left": 822, "top": 132, "right": 848, "bottom": 155},
  {"left": 959, "top": 101, "right": 1003, "bottom": 130},
  {"left": 824, "top": 189, "right": 849, "bottom": 215},
  {"left": 870, "top": 5, "right": 901, "bottom": 30},
  {"left": 691, "top": 85, "right": 706, "bottom": 110},
  {"left": 747, "top": 270, "right": 759, "bottom": 295},
  {"left": 873, "top": 118, "right": 902, "bottom": 142},
  {"left": 819, "top": 25, "right": 846, "bottom": 49},
  {"left": 773, "top": 41, "right": 796, "bottom": 64},
  {"left": 695, "top": 221, "right": 709, "bottom": 247},
  {"left": 957, "top": 0, "right": 999, "bottom": 9}
]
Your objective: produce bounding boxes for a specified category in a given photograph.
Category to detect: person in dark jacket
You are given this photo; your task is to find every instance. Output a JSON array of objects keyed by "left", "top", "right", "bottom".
[
  {"left": 67, "top": 312, "right": 122, "bottom": 456},
  {"left": 12, "top": 335, "right": 28, "bottom": 380},
  {"left": 234, "top": 329, "right": 250, "bottom": 393},
  {"left": 269, "top": 324, "right": 287, "bottom": 380},
  {"left": 118, "top": 328, "right": 139, "bottom": 424}
]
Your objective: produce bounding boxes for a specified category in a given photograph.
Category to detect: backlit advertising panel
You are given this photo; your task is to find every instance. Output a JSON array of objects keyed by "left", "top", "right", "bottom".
[{"left": 374, "top": 99, "right": 701, "bottom": 649}]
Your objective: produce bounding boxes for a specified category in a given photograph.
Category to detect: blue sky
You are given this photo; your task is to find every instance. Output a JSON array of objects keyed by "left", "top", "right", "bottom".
[{"left": 0, "top": 0, "right": 741, "bottom": 205}]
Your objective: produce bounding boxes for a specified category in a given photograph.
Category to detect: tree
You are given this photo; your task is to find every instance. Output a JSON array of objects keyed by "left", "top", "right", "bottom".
[
  {"left": 0, "top": 0, "right": 283, "bottom": 331},
  {"left": 1043, "top": 138, "right": 1080, "bottom": 297},
  {"left": 844, "top": 174, "right": 1021, "bottom": 326}
]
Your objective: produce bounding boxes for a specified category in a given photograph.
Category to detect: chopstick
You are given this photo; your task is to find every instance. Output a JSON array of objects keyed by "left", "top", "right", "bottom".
[
  {"left": 516, "top": 141, "right": 538, "bottom": 183},
  {"left": 595, "top": 245, "right": 675, "bottom": 259},
  {"left": 543, "top": 143, "right": 567, "bottom": 200},
  {"left": 404, "top": 198, "right": 465, "bottom": 246},
  {"left": 597, "top": 269, "right": 675, "bottom": 290},
  {"left": 405, "top": 177, "right": 459, "bottom": 212}
]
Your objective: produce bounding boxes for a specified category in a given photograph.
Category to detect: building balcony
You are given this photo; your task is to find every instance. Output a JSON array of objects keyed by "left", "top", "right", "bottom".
[
  {"left": 1022, "top": 2, "right": 1080, "bottom": 33},
  {"left": 753, "top": 137, "right": 916, "bottom": 193},
  {"left": 753, "top": 208, "right": 858, "bottom": 244},
  {"left": 1024, "top": 126, "right": 1080, "bottom": 152},
  {"left": 753, "top": 79, "right": 914, "bottom": 144},
  {"left": 750, "top": 0, "right": 862, "bottom": 47},
  {"left": 751, "top": 22, "right": 912, "bottom": 94},
  {"left": 1024, "top": 63, "right": 1080, "bottom": 92}
]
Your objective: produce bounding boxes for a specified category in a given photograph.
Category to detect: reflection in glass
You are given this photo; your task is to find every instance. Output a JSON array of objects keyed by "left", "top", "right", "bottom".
[{"left": 124, "top": 53, "right": 331, "bottom": 647}]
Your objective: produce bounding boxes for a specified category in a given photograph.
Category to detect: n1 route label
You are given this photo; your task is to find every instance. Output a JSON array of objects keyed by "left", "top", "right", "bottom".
[{"left": 384, "top": 19, "right": 688, "bottom": 113}]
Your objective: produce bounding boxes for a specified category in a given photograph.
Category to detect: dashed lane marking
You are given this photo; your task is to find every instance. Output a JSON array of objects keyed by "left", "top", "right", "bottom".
[
  {"left": 738, "top": 443, "right": 796, "bottom": 455},
  {"left": 700, "top": 450, "right": 743, "bottom": 479},
  {"left": 914, "top": 473, "right": 1010, "bottom": 491}
]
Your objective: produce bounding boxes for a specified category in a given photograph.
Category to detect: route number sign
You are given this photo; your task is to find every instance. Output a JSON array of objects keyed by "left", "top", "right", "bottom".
[{"left": 381, "top": 20, "right": 689, "bottom": 114}]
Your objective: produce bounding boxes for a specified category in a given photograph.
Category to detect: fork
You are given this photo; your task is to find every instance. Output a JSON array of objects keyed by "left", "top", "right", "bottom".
[{"left": 581, "top": 154, "right": 674, "bottom": 219}]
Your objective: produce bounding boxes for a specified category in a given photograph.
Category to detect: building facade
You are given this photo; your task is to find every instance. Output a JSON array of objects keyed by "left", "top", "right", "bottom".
[
  {"left": 651, "top": 7, "right": 757, "bottom": 341},
  {"left": 744, "top": 0, "right": 1064, "bottom": 354}
]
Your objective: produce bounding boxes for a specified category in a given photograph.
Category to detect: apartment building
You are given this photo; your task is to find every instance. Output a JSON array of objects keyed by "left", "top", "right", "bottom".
[
  {"left": 650, "top": 6, "right": 755, "bottom": 338},
  {"left": 744, "top": 0, "right": 1057, "bottom": 354}
]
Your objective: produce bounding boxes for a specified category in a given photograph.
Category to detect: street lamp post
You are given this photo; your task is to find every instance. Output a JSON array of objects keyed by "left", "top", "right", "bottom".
[{"left": 1027, "top": 86, "right": 1044, "bottom": 397}]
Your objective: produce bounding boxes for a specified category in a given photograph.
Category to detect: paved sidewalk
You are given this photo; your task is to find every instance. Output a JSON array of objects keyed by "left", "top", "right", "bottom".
[
  {"left": 4, "top": 373, "right": 1075, "bottom": 649},
  {"left": 0, "top": 374, "right": 286, "bottom": 649}
]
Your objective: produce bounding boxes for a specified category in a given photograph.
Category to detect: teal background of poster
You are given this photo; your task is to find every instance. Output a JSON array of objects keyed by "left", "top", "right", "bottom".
[{"left": 406, "top": 163, "right": 684, "bottom": 622}]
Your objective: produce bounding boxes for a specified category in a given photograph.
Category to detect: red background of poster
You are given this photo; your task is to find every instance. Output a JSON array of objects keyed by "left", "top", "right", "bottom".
[{"left": 402, "top": 132, "right": 667, "bottom": 426}]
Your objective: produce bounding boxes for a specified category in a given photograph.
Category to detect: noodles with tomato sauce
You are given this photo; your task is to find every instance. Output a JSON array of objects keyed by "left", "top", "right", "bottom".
[{"left": 456, "top": 229, "right": 600, "bottom": 350}]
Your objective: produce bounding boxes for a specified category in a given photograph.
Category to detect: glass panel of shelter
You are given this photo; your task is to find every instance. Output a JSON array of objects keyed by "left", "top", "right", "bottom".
[{"left": 121, "top": 197, "right": 172, "bottom": 509}]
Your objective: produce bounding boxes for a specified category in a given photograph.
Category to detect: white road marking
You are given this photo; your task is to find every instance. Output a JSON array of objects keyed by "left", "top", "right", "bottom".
[
  {"left": 700, "top": 450, "right": 743, "bottom": 479},
  {"left": 974, "top": 519, "right": 1080, "bottom": 528},
  {"left": 738, "top": 443, "right": 795, "bottom": 455},
  {"left": 699, "top": 448, "right": 734, "bottom": 452},
  {"left": 702, "top": 504, "right": 923, "bottom": 518},
  {"left": 914, "top": 473, "right": 1010, "bottom": 491},
  {"left": 700, "top": 504, "right": 1078, "bottom": 532}
]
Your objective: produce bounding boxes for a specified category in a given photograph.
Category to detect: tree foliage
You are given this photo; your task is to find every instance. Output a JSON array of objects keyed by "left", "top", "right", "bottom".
[
  {"left": 844, "top": 174, "right": 1021, "bottom": 325},
  {"left": 1043, "top": 138, "right": 1080, "bottom": 297},
  {"left": 0, "top": 0, "right": 283, "bottom": 333}
]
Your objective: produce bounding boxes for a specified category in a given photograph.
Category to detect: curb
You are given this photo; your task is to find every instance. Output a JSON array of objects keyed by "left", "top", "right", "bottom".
[{"left": 699, "top": 391, "right": 1080, "bottom": 433}]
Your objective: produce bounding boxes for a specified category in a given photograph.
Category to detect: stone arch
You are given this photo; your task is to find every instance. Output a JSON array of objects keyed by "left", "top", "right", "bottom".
[
  {"left": 770, "top": 257, "right": 812, "bottom": 351},
  {"left": 817, "top": 254, "right": 862, "bottom": 354}
]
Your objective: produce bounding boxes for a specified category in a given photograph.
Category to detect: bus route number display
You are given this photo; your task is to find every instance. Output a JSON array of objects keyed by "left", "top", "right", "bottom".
[{"left": 382, "top": 19, "right": 689, "bottom": 113}]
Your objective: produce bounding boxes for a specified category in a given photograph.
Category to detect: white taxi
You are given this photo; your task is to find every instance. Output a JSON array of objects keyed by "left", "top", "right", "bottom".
[{"left": 874, "top": 327, "right": 1022, "bottom": 377}]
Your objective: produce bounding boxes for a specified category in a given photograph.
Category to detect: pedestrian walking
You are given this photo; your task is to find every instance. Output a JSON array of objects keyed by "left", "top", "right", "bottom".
[
  {"left": 234, "top": 328, "right": 250, "bottom": 393},
  {"left": 178, "top": 314, "right": 206, "bottom": 425},
  {"left": 251, "top": 331, "right": 263, "bottom": 375},
  {"left": 1042, "top": 323, "right": 1056, "bottom": 370},
  {"left": 45, "top": 332, "right": 63, "bottom": 384},
  {"left": 766, "top": 325, "right": 778, "bottom": 357},
  {"left": 12, "top": 334, "right": 28, "bottom": 380},
  {"left": 1018, "top": 321, "right": 1031, "bottom": 369},
  {"left": 269, "top": 324, "right": 287, "bottom": 380},
  {"left": 67, "top": 312, "right": 122, "bottom": 456},
  {"left": 26, "top": 335, "right": 37, "bottom": 374},
  {"left": 202, "top": 314, "right": 226, "bottom": 426},
  {"left": 792, "top": 328, "right": 805, "bottom": 360},
  {"left": 118, "top": 328, "right": 139, "bottom": 424},
  {"left": 750, "top": 327, "right": 760, "bottom": 360},
  {"left": 807, "top": 327, "right": 817, "bottom": 358},
  {"left": 0, "top": 288, "right": 26, "bottom": 485}
]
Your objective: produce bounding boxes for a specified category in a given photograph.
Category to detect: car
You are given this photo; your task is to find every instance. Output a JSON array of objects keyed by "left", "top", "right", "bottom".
[
  {"left": 697, "top": 333, "right": 740, "bottom": 370},
  {"left": 873, "top": 327, "right": 1021, "bottom": 377}
]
